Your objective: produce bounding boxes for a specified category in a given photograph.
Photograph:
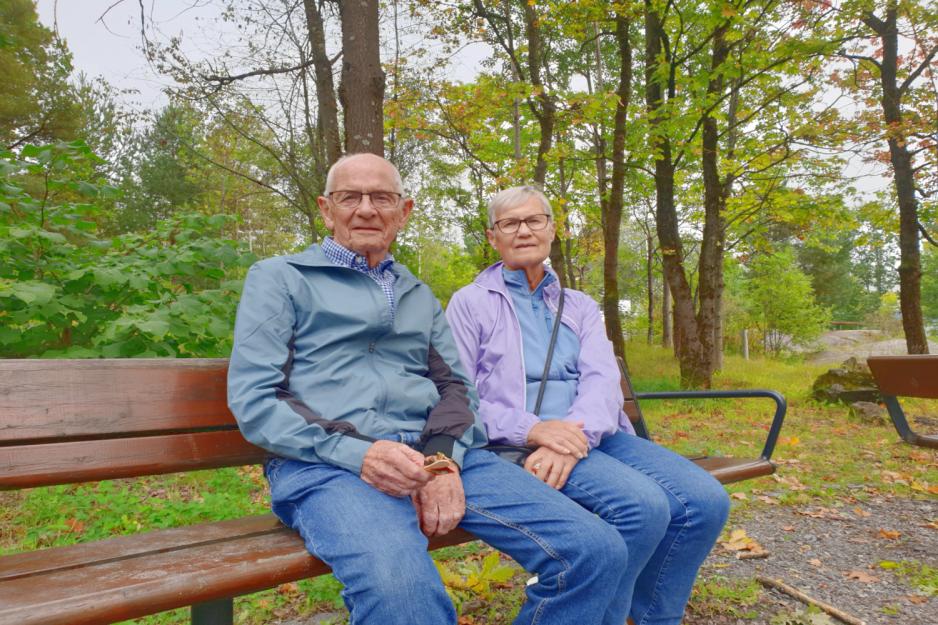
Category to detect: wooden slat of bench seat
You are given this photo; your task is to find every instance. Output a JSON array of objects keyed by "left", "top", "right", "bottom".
[
  {"left": 692, "top": 457, "right": 775, "bottom": 484},
  {"left": 0, "top": 358, "right": 231, "bottom": 443},
  {"left": 0, "top": 515, "right": 283, "bottom": 582},
  {"left": 0, "top": 514, "right": 477, "bottom": 625},
  {"left": 0, "top": 430, "right": 266, "bottom": 490}
]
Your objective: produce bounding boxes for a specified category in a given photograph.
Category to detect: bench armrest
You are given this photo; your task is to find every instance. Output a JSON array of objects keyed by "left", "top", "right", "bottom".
[{"left": 634, "top": 389, "right": 787, "bottom": 461}]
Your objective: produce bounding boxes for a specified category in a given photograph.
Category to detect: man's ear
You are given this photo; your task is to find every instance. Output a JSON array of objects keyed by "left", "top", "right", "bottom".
[
  {"left": 399, "top": 197, "right": 414, "bottom": 225},
  {"left": 317, "top": 195, "right": 335, "bottom": 230}
]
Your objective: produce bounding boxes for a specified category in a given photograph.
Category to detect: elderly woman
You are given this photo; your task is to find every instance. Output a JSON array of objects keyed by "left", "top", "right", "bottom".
[{"left": 445, "top": 185, "right": 730, "bottom": 625}]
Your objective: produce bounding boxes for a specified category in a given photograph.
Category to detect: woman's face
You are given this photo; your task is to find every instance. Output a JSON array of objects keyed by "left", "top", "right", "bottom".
[{"left": 486, "top": 196, "right": 556, "bottom": 271}]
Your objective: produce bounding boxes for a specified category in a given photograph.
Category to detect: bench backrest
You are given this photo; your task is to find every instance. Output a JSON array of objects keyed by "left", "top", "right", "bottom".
[
  {"left": 1, "top": 357, "right": 651, "bottom": 491},
  {"left": 867, "top": 355, "right": 938, "bottom": 399},
  {"left": 0, "top": 359, "right": 265, "bottom": 490}
]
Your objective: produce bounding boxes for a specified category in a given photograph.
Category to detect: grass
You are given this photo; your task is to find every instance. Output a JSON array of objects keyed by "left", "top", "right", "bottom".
[{"left": 3, "top": 343, "right": 936, "bottom": 623}]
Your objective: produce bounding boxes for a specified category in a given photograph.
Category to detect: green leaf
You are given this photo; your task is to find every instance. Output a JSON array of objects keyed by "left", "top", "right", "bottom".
[{"left": 3, "top": 281, "right": 57, "bottom": 304}]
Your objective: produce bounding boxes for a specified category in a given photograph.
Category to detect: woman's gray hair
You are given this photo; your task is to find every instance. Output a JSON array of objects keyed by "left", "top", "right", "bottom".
[{"left": 487, "top": 185, "right": 553, "bottom": 227}]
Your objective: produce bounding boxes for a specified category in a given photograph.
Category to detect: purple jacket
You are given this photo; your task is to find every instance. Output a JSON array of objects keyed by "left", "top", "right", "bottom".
[{"left": 445, "top": 262, "right": 634, "bottom": 449}]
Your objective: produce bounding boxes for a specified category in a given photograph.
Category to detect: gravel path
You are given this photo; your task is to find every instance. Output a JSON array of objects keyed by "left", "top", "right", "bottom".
[{"left": 689, "top": 495, "right": 937, "bottom": 625}]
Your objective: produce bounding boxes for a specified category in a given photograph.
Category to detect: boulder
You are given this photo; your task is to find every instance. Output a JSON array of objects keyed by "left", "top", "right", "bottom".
[
  {"left": 811, "top": 357, "right": 882, "bottom": 404},
  {"left": 849, "top": 401, "right": 887, "bottom": 424}
]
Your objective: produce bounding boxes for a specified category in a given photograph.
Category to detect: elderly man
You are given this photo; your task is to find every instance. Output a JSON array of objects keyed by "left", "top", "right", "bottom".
[{"left": 228, "top": 153, "right": 629, "bottom": 625}]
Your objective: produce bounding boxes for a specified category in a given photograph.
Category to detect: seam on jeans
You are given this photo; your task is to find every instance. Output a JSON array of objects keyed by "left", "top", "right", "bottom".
[
  {"left": 465, "top": 501, "right": 568, "bottom": 624},
  {"left": 561, "top": 478, "right": 629, "bottom": 525},
  {"left": 631, "top": 472, "right": 690, "bottom": 625}
]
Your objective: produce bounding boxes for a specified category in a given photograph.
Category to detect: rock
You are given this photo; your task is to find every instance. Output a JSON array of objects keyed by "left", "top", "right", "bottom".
[
  {"left": 850, "top": 401, "right": 886, "bottom": 424},
  {"left": 811, "top": 357, "right": 882, "bottom": 404}
]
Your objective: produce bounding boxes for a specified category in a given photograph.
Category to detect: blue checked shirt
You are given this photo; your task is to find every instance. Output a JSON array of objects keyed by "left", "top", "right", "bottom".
[{"left": 322, "top": 236, "right": 397, "bottom": 319}]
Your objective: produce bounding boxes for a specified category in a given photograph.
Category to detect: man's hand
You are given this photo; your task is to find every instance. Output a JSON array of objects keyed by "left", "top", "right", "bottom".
[
  {"left": 411, "top": 471, "right": 466, "bottom": 537},
  {"left": 361, "top": 440, "right": 434, "bottom": 497},
  {"left": 524, "top": 447, "right": 580, "bottom": 490},
  {"left": 526, "top": 420, "right": 588, "bottom": 458}
]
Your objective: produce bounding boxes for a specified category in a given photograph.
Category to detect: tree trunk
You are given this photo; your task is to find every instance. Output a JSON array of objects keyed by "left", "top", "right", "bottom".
[
  {"left": 662, "top": 278, "right": 672, "bottom": 348},
  {"left": 303, "top": 0, "right": 342, "bottom": 166},
  {"left": 647, "top": 232, "right": 655, "bottom": 345},
  {"left": 863, "top": 7, "right": 928, "bottom": 354},
  {"left": 338, "top": 0, "right": 384, "bottom": 155},
  {"left": 645, "top": 2, "right": 708, "bottom": 387},
  {"left": 698, "top": 27, "right": 730, "bottom": 380}
]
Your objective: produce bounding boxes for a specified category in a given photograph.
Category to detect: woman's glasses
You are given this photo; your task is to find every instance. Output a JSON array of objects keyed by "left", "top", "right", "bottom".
[{"left": 492, "top": 214, "right": 551, "bottom": 234}]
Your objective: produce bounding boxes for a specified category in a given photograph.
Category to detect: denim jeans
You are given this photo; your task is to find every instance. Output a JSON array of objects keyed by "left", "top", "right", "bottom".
[
  {"left": 569, "top": 431, "right": 730, "bottom": 625},
  {"left": 266, "top": 432, "right": 728, "bottom": 625}
]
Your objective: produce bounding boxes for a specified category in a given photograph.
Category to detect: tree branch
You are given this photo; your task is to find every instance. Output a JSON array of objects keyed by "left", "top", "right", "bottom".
[
  {"left": 900, "top": 44, "right": 938, "bottom": 95},
  {"left": 202, "top": 59, "right": 317, "bottom": 85}
]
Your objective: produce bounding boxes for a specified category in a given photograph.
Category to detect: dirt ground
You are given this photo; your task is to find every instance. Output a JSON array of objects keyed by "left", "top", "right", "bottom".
[{"left": 688, "top": 494, "right": 937, "bottom": 625}]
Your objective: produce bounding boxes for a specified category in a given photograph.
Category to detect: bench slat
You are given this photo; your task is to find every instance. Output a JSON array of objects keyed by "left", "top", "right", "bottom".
[
  {"left": 693, "top": 457, "right": 775, "bottom": 484},
  {"left": 0, "top": 430, "right": 266, "bottom": 490},
  {"left": 0, "top": 359, "right": 232, "bottom": 443},
  {"left": 0, "top": 517, "right": 476, "bottom": 625},
  {"left": 0, "top": 514, "right": 282, "bottom": 582},
  {"left": 867, "top": 355, "right": 938, "bottom": 399}
]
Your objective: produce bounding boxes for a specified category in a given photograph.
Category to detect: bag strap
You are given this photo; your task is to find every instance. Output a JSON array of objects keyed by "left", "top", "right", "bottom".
[{"left": 533, "top": 286, "right": 565, "bottom": 416}]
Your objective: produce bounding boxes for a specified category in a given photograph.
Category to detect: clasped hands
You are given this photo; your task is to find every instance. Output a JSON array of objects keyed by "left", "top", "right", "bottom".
[
  {"left": 360, "top": 440, "right": 464, "bottom": 537},
  {"left": 523, "top": 420, "right": 589, "bottom": 490}
]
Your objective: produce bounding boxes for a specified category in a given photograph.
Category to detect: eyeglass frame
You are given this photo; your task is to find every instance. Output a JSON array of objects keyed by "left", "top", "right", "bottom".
[
  {"left": 491, "top": 213, "right": 552, "bottom": 234},
  {"left": 326, "top": 190, "right": 404, "bottom": 211}
]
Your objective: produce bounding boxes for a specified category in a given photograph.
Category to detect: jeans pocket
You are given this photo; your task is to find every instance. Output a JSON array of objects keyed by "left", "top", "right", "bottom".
[{"left": 264, "top": 456, "right": 287, "bottom": 481}]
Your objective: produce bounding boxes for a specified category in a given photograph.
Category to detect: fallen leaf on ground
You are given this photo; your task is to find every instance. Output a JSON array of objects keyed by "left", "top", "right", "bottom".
[
  {"left": 853, "top": 507, "right": 870, "bottom": 517},
  {"left": 877, "top": 528, "right": 901, "bottom": 540},
  {"left": 905, "top": 594, "right": 928, "bottom": 604},
  {"left": 757, "top": 495, "right": 780, "bottom": 505},
  {"left": 731, "top": 492, "right": 748, "bottom": 500},
  {"left": 808, "top": 558, "right": 822, "bottom": 567},
  {"left": 844, "top": 570, "right": 880, "bottom": 583},
  {"left": 782, "top": 525, "right": 795, "bottom": 531},
  {"left": 719, "top": 528, "right": 767, "bottom": 557}
]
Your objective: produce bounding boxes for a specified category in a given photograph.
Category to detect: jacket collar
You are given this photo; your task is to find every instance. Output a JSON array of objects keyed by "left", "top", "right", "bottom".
[
  {"left": 475, "top": 261, "right": 562, "bottom": 300},
  {"left": 285, "top": 243, "right": 422, "bottom": 295}
]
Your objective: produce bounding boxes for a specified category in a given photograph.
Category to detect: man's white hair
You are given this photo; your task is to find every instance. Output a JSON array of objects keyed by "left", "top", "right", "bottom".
[
  {"left": 324, "top": 153, "right": 405, "bottom": 195},
  {"left": 487, "top": 185, "right": 553, "bottom": 227}
]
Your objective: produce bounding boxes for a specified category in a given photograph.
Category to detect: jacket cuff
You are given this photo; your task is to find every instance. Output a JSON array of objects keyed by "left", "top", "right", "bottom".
[
  {"left": 332, "top": 435, "right": 373, "bottom": 474},
  {"left": 423, "top": 434, "right": 457, "bottom": 460},
  {"left": 509, "top": 411, "right": 541, "bottom": 447}
]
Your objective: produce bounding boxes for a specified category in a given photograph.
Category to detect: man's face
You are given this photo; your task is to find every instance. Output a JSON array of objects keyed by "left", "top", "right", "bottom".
[{"left": 318, "top": 154, "right": 413, "bottom": 265}]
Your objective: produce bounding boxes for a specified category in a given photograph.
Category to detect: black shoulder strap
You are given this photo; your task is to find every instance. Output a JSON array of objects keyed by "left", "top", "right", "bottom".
[{"left": 533, "top": 286, "right": 565, "bottom": 416}]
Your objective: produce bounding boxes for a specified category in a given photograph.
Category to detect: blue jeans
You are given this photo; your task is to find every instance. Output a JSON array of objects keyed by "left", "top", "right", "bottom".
[
  {"left": 266, "top": 433, "right": 727, "bottom": 625},
  {"left": 564, "top": 431, "right": 730, "bottom": 625}
]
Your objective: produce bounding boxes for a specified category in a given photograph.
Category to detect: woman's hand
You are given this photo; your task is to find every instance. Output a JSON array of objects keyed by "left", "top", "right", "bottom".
[
  {"left": 526, "top": 420, "right": 588, "bottom": 458},
  {"left": 524, "top": 447, "right": 579, "bottom": 490}
]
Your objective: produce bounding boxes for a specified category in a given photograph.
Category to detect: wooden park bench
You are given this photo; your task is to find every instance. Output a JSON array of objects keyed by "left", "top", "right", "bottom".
[
  {"left": 1, "top": 358, "right": 786, "bottom": 625},
  {"left": 867, "top": 355, "right": 938, "bottom": 449}
]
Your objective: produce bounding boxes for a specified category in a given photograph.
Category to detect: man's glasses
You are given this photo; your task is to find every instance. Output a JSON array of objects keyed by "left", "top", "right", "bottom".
[
  {"left": 492, "top": 214, "right": 551, "bottom": 234},
  {"left": 327, "top": 190, "right": 402, "bottom": 211}
]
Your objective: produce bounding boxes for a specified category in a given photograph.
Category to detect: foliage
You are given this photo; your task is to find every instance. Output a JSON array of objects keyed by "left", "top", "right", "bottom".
[
  {"left": 0, "top": 0, "right": 82, "bottom": 148},
  {"left": 434, "top": 550, "right": 518, "bottom": 614},
  {"left": 741, "top": 248, "right": 831, "bottom": 355},
  {"left": 0, "top": 141, "right": 255, "bottom": 358}
]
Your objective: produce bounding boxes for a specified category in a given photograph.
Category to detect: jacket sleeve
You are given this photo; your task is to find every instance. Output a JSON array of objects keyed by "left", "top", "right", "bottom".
[
  {"left": 423, "top": 297, "right": 487, "bottom": 467},
  {"left": 564, "top": 292, "right": 633, "bottom": 448},
  {"left": 445, "top": 289, "right": 540, "bottom": 447},
  {"left": 227, "top": 261, "right": 373, "bottom": 474}
]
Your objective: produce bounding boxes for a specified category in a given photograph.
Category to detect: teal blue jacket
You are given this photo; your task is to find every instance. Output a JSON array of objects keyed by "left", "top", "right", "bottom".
[{"left": 227, "top": 244, "right": 487, "bottom": 473}]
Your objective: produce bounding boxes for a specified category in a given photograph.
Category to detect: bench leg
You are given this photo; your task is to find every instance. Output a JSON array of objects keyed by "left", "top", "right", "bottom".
[{"left": 192, "top": 598, "right": 233, "bottom": 625}]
